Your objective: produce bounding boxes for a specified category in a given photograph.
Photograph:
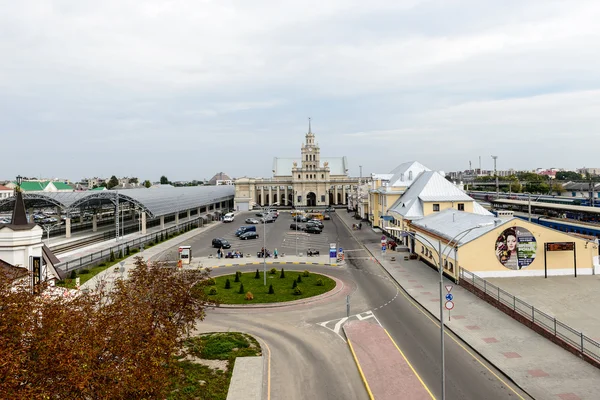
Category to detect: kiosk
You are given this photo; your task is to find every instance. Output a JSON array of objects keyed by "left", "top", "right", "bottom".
[{"left": 178, "top": 245, "right": 192, "bottom": 265}]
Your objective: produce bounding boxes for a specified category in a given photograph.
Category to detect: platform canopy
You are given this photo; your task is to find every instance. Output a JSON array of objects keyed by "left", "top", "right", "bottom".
[{"left": 0, "top": 186, "right": 234, "bottom": 219}]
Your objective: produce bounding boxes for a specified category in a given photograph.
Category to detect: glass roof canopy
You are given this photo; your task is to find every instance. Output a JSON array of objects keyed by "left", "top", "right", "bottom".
[{"left": 0, "top": 186, "right": 235, "bottom": 219}]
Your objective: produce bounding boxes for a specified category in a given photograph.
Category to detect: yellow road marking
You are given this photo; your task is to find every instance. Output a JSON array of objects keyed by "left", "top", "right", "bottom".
[
  {"left": 347, "top": 339, "right": 375, "bottom": 400},
  {"left": 384, "top": 329, "right": 436, "bottom": 399},
  {"left": 341, "top": 215, "right": 526, "bottom": 400}
]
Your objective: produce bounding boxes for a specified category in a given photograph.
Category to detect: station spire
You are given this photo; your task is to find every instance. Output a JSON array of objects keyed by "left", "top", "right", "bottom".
[{"left": 308, "top": 117, "right": 312, "bottom": 134}]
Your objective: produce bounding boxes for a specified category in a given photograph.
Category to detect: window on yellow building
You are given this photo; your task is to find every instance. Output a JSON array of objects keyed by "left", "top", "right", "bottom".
[
  {"left": 433, "top": 204, "right": 440, "bottom": 212},
  {"left": 458, "top": 203, "right": 465, "bottom": 211}
]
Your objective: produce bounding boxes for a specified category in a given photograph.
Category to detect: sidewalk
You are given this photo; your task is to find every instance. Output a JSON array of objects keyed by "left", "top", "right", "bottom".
[
  {"left": 344, "top": 320, "right": 433, "bottom": 400},
  {"left": 189, "top": 254, "right": 340, "bottom": 270},
  {"left": 336, "top": 212, "right": 600, "bottom": 400}
]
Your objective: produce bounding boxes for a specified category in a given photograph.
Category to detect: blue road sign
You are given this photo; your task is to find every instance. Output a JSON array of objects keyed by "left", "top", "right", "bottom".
[
  {"left": 382, "top": 245, "right": 386, "bottom": 251},
  {"left": 329, "top": 249, "right": 337, "bottom": 258},
  {"left": 445, "top": 293, "right": 454, "bottom": 301},
  {"left": 339, "top": 247, "right": 343, "bottom": 253}
]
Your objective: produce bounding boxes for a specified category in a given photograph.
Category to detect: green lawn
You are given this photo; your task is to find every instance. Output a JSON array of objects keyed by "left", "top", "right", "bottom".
[
  {"left": 168, "top": 332, "right": 261, "bottom": 400},
  {"left": 204, "top": 270, "right": 336, "bottom": 304}
]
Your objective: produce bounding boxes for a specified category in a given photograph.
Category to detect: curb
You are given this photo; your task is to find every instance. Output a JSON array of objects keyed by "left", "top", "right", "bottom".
[
  {"left": 208, "top": 274, "right": 345, "bottom": 309},
  {"left": 346, "top": 338, "right": 375, "bottom": 400},
  {"left": 204, "top": 261, "right": 339, "bottom": 269},
  {"left": 337, "top": 214, "right": 533, "bottom": 400}
]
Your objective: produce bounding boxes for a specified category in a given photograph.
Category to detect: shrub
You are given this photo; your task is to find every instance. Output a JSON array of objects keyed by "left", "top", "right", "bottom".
[
  {"left": 269, "top": 268, "right": 277, "bottom": 275},
  {"left": 292, "top": 279, "right": 297, "bottom": 289},
  {"left": 126, "top": 245, "right": 130, "bottom": 256},
  {"left": 109, "top": 250, "right": 115, "bottom": 262},
  {"left": 279, "top": 268, "right": 285, "bottom": 279},
  {"left": 69, "top": 270, "right": 77, "bottom": 280},
  {"left": 208, "top": 287, "right": 217, "bottom": 295},
  {"left": 206, "top": 278, "right": 216, "bottom": 286},
  {"left": 302, "top": 270, "right": 310, "bottom": 277},
  {"left": 316, "top": 278, "right": 324, "bottom": 286},
  {"left": 155, "top": 234, "right": 159, "bottom": 243},
  {"left": 293, "top": 286, "right": 302, "bottom": 295},
  {"left": 131, "top": 249, "right": 138, "bottom": 254},
  {"left": 98, "top": 262, "right": 106, "bottom": 267},
  {"left": 297, "top": 275, "right": 302, "bottom": 283},
  {"left": 117, "top": 250, "right": 123, "bottom": 259},
  {"left": 245, "top": 292, "right": 254, "bottom": 301},
  {"left": 234, "top": 271, "right": 241, "bottom": 283},
  {"left": 78, "top": 269, "right": 90, "bottom": 275},
  {"left": 254, "top": 269, "right": 260, "bottom": 279},
  {"left": 268, "top": 284, "right": 275, "bottom": 294},
  {"left": 238, "top": 283, "right": 245, "bottom": 294},
  {"left": 225, "top": 278, "right": 231, "bottom": 289},
  {"left": 160, "top": 232, "right": 164, "bottom": 242},
  {"left": 56, "top": 280, "right": 65, "bottom": 285},
  {"left": 149, "top": 241, "right": 154, "bottom": 246}
]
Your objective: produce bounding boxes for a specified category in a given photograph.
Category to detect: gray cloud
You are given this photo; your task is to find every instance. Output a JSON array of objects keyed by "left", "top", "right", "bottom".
[{"left": 1, "top": 0, "right": 600, "bottom": 182}]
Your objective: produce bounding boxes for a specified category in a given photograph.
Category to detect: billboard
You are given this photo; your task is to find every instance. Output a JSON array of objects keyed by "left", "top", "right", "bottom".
[{"left": 495, "top": 227, "right": 537, "bottom": 270}]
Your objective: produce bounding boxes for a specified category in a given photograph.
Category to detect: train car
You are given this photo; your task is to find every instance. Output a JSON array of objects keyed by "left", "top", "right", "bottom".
[{"left": 512, "top": 214, "right": 600, "bottom": 238}]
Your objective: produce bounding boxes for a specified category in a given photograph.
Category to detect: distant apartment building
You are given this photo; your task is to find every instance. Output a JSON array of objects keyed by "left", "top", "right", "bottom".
[
  {"left": 448, "top": 169, "right": 517, "bottom": 181},
  {"left": 0, "top": 185, "right": 12, "bottom": 199},
  {"left": 81, "top": 177, "right": 107, "bottom": 188},
  {"left": 216, "top": 180, "right": 234, "bottom": 185},
  {"left": 577, "top": 167, "right": 600, "bottom": 176}
]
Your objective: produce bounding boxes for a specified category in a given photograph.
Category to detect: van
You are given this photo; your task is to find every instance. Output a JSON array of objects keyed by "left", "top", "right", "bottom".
[
  {"left": 235, "top": 225, "right": 256, "bottom": 236},
  {"left": 223, "top": 212, "right": 235, "bottom": 222}
]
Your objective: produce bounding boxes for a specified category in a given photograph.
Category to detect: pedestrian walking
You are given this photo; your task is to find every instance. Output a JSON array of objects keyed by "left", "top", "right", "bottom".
[{"left": 274, "top": 248, "right": 278, "bottom": 259}]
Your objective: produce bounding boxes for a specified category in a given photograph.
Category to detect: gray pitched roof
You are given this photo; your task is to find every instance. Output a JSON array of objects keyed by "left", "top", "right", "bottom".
[
  {"left": 388, "top": 161, "right": 431, "bottom": 187},
  {"left": 411, "top": 209, "right": 508, "bottom": 246}
]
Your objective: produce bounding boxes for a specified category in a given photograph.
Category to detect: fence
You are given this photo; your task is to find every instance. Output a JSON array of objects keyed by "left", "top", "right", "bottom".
[
  {"left": 459, "top": 268, "right": 600, "bottom": 368},
  {"left": 56, "top": 216, "right": 213, "bottom": 273}
]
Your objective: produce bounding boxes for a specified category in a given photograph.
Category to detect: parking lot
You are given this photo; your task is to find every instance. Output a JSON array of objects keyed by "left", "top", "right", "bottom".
[{"left": 158, "top": 210, "right": 340, "bottom": 261}]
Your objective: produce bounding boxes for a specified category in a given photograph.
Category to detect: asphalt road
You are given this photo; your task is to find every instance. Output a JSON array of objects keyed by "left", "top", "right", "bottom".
[
  {"left": 158, "top": 210, "right": 532, "bottom": 399},
  {"left": 330, "top": 213, "right": 532, "bottom": 400}
]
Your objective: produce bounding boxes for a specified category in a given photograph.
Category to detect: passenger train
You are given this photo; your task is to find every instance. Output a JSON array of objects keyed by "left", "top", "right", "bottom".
[{"left": 469, "top": 191, "right": 600, "bottom": 207}]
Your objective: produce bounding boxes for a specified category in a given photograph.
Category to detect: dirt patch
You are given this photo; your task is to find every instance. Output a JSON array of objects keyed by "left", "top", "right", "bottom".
[{"left": 183, "top": 354, "right": 229, "bottom": 371}]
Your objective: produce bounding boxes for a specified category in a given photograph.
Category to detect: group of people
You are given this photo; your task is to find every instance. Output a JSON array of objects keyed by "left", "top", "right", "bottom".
[
  {"left": 257, "top": 247, "right": 278, "bottom": 259},
  {"left": 307, "top": 248, "right": 320, "bottom": 256},
  {"left": 225, "top": 251, "right": 244, "bottom": 259},
  {"left": 352, "top": 222, "right": 363, "bottom": 230}
]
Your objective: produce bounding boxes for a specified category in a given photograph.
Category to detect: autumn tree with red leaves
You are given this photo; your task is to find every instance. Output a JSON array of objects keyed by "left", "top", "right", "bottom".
[{"left": 0, "top": 257, "right": 213, "bottom": 399}]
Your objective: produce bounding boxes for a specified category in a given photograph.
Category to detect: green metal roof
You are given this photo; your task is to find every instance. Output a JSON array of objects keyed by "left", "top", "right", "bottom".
[
  {"left": 52, "top": 182, "right": 73, "bottom": 190},
  {"left": 15, "top": 181, "right": 48, "bottom": 191}
]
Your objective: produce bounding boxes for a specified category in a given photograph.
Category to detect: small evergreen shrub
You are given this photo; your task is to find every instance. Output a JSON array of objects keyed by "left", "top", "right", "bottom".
[
  {"left": 126, "top": 245, "right": 130, "bottom": 256},
  {"left": 292, "top": 279, "right": 297, "bottom": 289},
  {"left": 161, "top": 232, "right": 164, "bottom": 241},
  {"left": 254, "top": 269, "right": 260, "bottom": 279},
  {"left": 238, "top": 283, "right": 245, "bottom": 294},
  {"left": 208, "top": 287, "right": 217, "bottom": 295},
  {"left": 131, "top": 249, "right": 138, "bottom": 254},
  {"left": 316, "top": 278, "right": 324, "bottom": 286},
  {"left": 109, "top": 250, "right": 115, "bottom": 262},
  {"left": 268, "top": 284, "right": 275, "bottom": 294},
  {"left": 302, "top": 270, "right": 310, "bottom": 277},
  {"left": 78, "top": 269, "right": 90, "bottom": 275},
  {"left": 293, "top": 286, "right": 302, "bottom": 295},
  {"left": 98, "top": 263, "right": 106, "bottom": 267},
  {"left": 234, "top": 272, "right": 241, "bottom": 283},
  {"left": 206, "top": 278, "right": 216, "bottom": 286},
  {"left": 297, "top": 275, "right": 302, "bottom": 283},
  {"left": 269, "top": 268, "right": 277, "bottom": 275},
  {"left": 225, "top": 278, "right": 231, "bottom": 289},
  {"left": 70, "top": 270, "right": 76, "bottom": 280},
  {"left": 279, "top": 268, "right": 285, "bottom": 279},
  {"left": 117, "top": 250, "right": 123, "bottom": 259},
  {"left": 245, "top": 292, "right": 254, "bottom": 301}
]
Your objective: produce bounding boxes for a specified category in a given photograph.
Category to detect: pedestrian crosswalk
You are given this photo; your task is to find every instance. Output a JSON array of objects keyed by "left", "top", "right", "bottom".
[{"left": 279, "top": 231, "right": 331, "bottom": 255}]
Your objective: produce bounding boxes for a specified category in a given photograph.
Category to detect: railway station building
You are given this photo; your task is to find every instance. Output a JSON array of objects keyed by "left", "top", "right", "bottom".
[{"left": 233, "top": 123, "right": 359, "bottom": 211}]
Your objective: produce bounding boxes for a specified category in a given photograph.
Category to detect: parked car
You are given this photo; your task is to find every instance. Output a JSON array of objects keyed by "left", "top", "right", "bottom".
[
  {"left": 290, "top": 223, "right": 304, "bottom": 230},
  {"left": 240, "top": 231, "right": 259, "bottom": 240},
  {"left": 304, "top": 225, "right": 322, "bottom": 234},
  {"left": 261, "top": 217, "right": 275, "bottom": 224},
  {"left": 325, "top": 206, "right": 335, "bottom": 213},
  {"left": 308, "top": 219, "right": 324, "bottom": 229},
  {"left": 223, "top": 212, "right": 235, "bottom": 222},
  {"left": 212, "top": 238, "right": 231, "bottom": 249},
  {"left": 236, "top": 225, "right": 257, "bottom": 236},
  {"left": 323, "top": 214, "right": 331, "bottom": 220},
  {"left": 255, "top": 212, "right": 265, "bottom": 217},
  {"left": 293, "top": 215, "right": 308, "bottom": 222},
  {"left": 245, "top": 218, "right": 260, "bottom": 224}
]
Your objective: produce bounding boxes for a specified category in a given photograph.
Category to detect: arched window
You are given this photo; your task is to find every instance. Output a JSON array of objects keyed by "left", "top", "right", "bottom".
[{"left": 298, "top": 174, "right": 301, "bottom": 179}]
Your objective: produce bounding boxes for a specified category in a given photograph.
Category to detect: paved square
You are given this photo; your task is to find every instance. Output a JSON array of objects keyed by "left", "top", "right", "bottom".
[
  {"left": 528, "top": 369, "right": 549, "bottom": 378},
  {"left": 483, "top": 337, "right": 499, "bottom": 343},
  {"left": 502, "top": 352, "right": 522, "bottom": 359}
]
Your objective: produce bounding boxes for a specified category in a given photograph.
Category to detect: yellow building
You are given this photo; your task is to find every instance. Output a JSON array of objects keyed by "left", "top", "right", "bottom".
[
  {"left": 234, "top": 123, "right": 358, "bottom": 211},
  {"left": 368, "top": 161, "right": 431, "bottom": 228},
  {"left": 406, "top": 209, "right": 597, "bottom": 279},
  {"left": 385, "top": 170, "right": 491, "bottom": 237}
]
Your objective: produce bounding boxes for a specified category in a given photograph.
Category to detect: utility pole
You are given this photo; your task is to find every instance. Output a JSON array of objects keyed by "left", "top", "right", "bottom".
[{"left": 491, "top": 155, "right": 498, "bottom": 198}]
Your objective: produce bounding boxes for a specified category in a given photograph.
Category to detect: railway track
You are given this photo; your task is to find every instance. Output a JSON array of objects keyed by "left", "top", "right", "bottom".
[{"left": 51, "top": 235, "right": 111, "bottom": 255}]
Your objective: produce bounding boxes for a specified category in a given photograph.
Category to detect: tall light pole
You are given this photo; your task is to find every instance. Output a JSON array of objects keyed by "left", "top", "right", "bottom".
[
  {"left": 252, "top": 201, "right": 278, "bottom": 285},
  {"left": 401, "top": 222, "right": 492, "bottom": 400},
  {"left": 492, "top": 155, "right": 498, "bottom": 198}
]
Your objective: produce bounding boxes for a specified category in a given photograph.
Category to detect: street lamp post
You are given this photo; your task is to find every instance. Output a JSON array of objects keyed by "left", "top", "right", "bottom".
[
  {"left": 401, "top": 222, "right": 492, "bottom": 400},
  {"left": 251, "top": 201, "right": 279, "bottom": 285}
]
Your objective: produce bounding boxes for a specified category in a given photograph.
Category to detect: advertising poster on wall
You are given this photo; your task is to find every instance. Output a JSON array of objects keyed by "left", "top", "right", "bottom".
[{"left": 495, "top": 227, "right": 537, "bottom": 270}]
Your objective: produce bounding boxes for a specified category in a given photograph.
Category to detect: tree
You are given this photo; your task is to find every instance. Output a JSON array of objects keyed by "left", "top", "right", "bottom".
[
  {"left": 555, "top": 171, "right": 582, "bottom": 181},
  {"left": 129, "top": 177, "right": 139, "bottom": 184},
  {"left": 552, "top": 182, "right": 565, "bottom": 195},
  {"left": 143, "top": 180, "right": 152, "bottom": 188},
  {"left": 160, "top": 176, "right": 170, "bottom": 185},
  {"left": 107, "top": 175, "right": 119, "bottom": 189},
  {"left": 0, "top": 257, "right": 212, "bottom": 399}
]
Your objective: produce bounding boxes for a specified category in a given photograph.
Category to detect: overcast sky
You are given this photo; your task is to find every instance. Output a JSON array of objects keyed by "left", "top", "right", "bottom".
[{"left": 2, "top": 0, "right": 600, "bottom": 182}]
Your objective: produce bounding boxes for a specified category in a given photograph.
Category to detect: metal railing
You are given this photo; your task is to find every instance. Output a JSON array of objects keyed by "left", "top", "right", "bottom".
[
  {"left": 56, "top": 216, "right": 214, "bottom": 273},
  {"left": 459, "top": 268, "right": 600, "bottom": 365}
]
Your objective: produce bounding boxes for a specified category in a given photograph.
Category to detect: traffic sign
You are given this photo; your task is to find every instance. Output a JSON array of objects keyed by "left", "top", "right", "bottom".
[
  {"left": 445, "top": 285, "right": 453, "bottom": 293},
  {"left": 445, "top": 301, "right": 455, "bottom": 310},
  {"left": 339, "top": 247, "right": 343, "bottom": 253},
  {"left": 382, "top": 245, "right": 386, "bottom": 251},
  {"left": 445, "top": 293, "right": 453, "bottom": 301}
]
